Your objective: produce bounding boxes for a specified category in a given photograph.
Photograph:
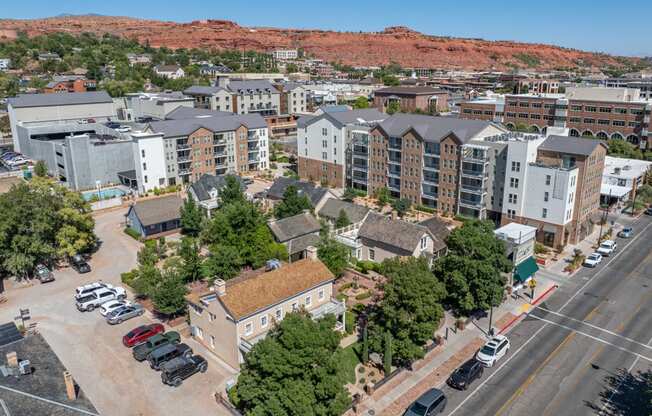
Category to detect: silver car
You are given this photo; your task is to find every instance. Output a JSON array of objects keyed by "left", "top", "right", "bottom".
[{"left": 106, "top": 304, "right": 145, "bottom": 325}]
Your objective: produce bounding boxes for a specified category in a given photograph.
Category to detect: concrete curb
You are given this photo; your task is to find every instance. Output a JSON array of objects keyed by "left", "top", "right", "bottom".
[{"left": 498, "top": 284, "right": 559, "bottom": 335}]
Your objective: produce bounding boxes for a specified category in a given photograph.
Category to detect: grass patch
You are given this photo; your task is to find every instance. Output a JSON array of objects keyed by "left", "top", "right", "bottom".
[
  {"left": 123, "top": 227, "right": 142, "bottom": 241},
  {"left": 340, "top": 342, "right": 363, "bottom": 384}
]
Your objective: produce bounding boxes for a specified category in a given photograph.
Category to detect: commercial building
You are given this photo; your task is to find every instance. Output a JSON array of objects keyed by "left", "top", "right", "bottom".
[
  {"left": 43, "top": 75, "right": 97, "bottom": 94},
  {"left": 601, "top": 156, "right": 652, "bottom": 204},
  {"left": 186, "top": 255, "right": 344, "bottom": 368},
  {"left": 516, "top": 78, "right": 560, "bottom": 94},
  {"left": 184, "top": 78, "right": 281, "bottom": 116},
  {"left": 460, "top": 87, "right": 652, "bottom": 148},
  {"left": 605, "top": 78, "right": 652, "bottom": 100},
  {"left": 373, "top": 86, "right": 449, "bottom": 114},
  {"left": 121, "top": 92, "right": 195, "bottom": 121},
  {"left": 297, "top": 108, "right": 387, "bottom": 188},
  {"left": 494, "top": 222, "right": 539, "bottom": 288}
]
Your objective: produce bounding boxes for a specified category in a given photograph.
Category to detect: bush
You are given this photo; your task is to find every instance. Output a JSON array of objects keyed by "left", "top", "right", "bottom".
[
  {"left": 121, "top": 269, "right": 137, "bottom": 286},
  {"left": 339, "top": 282, "right": 354, "bottom": 292},
  {"left": 270, "top": 162, "right": 278, "bottom": 169},
  {"left": 534, "top": 242, "right": 549, "bottom": 255},
  {"left": 415, "top": 204, "right": 436, "bottom": 214},
  {"left": 336, "top": 293, "right": 348, "bottom": 303},
  {"left": 345, "top": 311, "right": 356, "bottom": 334},
  {"left": 355, "top": 291, "right": 372, "bottom": 301},
  {"left": 352, "top": 303, "right": 366, "bottom": 314},
  {"left": 123, "top": 227, "right": 142, "bottom": 241},
  {"left": 227, "top": 385, "right": 240, "bottom": 408}
]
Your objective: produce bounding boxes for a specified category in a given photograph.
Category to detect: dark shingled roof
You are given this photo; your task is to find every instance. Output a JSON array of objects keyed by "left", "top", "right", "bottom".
[
  {"left": 286, "top": 233, "right": 321, "bottom": 255},
  {"left": 183, "top": 85, "right": 227, "bottom": 96},
  {"left": 148, "top": 113, "right": 267, "bottom": 138},
  {"left": 268, "top": 212, "right": 321, "bottom": 243},
  {"left": 539, "top": 135, "right": 607, "bottom": 156},
  {"left": 418, "top": 216, "right": 452, "bottom": 239},
  {"left": 377, "top": 113, "right": 498, "bottom": 144},
  {"left": 8, "top": 91, "right": 112, "bottom": 108},
  {"left": 359, "top": 212, "right": 433, "bottom": 254},
  {"left": 131, "top": 195, "right": 183, "bottom": 227},
  {"left": 189, "top": 174, "right": 244, "bottom": 202},
  {"left": 299, "top": 108, "right": 387, "bottom": 129},
  {"left": 267, "top": 177, "right": 328, "bottom": 206},
  {"left": 317, "top": 199, "right": 370, "bottom": 224}
]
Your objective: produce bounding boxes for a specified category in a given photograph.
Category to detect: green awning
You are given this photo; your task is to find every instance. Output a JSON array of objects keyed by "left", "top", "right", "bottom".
[{"left": 514, "top": 256, "right": 539, "bottom": 283}]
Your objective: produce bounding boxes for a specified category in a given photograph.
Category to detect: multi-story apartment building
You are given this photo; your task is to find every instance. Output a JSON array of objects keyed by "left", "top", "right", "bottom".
[
  {"left": 297, "top": 108, "right": 387, "bottom": 188},
  {"left": 373, "top": 86, "right": 450, "bottom": 114},
  {"left": 185, "top": 254, "right": 344, "bottom": 369},
  {"left": 605, "top": 78, "right": 652, "bottom": 100},
  {"left": 270, "top": 49, "right": 299, "bottom": 60},
  {"left": 184, "top": 78, "right": 281, "bottom": 116},
  {"left": 43, "top": 75, "right": 97, "bottom": 94},
  {"left": 121, "top": 92, "right": 195, "bottom": 121},
  {"left": 274, "top": 82, "right": 307, "bottom": 114},
  {"left": 460, "top": 87, "right": 652, "bottom": 148},
  {"left": 516, "top": 78, "right": 560, "bottom": 94}
]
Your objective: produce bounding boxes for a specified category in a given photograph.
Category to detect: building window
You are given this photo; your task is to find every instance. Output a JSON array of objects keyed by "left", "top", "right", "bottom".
[
  {"left": 292, "top": 302, "right": 298, "bottom": 311},
  {"left": 542, "top": 208, "right": 548, "bottom": 218},
  {"left": 196, "top": 326, "right": 204, "bottom": 340},
  {"left": 322, "top": 152, "right": 327, "bottom": 160},
  {"left": 508, "top": 193, "right": 517, "bottom": 204},
  {"left": 208, "top": 312, "right": 216, "bottom": 322},
  {"left": 275, "top": 308, "right": 283, "bottom": 321},
  {"left": 511, "top": 161, "right": 521, "bottom": 172},
  {"left": 510, "top": 178, "right": 519, "bottom": 188},
  {"left": 544, "top": 192, "right": 549, "bottom": 202},
  {"left": 545, "top": 175, "right": 551, "bottom": 185},
  {"left": 318, "top": 288, "right": 325, "bottom": 301},
  {"left": 420, "top": 236, "right": 427, "bottom": 250},
  {"left": 141, "top": 149, "right": 145, "bottom": 158},
  {"left": 369, "top": 249, "right": 375, "bottom": 260},
  {"left": 244, "top": 322, "right": 253, "bottom": 336},
  {"left": 305, "top": 295, "right": 312, "bottom": 307},
  {"left": 261, "top": 315, "right": 268, "bottom": 328},
  {"left": 322, "top": 128, "right": 328, "bottom": 136},
  {"left": 142, "top": 162, "right": 147, "bottom": 171}
]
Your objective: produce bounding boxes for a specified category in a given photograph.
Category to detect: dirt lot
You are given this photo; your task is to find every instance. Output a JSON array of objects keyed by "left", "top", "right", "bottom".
[{"left": 0, "top": 208, "right": 235, "bottom": 416}]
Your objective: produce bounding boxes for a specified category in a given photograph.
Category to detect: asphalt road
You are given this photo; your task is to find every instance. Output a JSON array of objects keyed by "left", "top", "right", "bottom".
[{"left": 441, "top": 214, "right": 652, "bottom": 416}]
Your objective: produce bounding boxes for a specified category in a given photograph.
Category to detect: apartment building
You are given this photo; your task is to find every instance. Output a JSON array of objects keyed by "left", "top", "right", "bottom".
[
  {"left": 43, "top": 75, "right": 97, "bottom": 94},
  {"left": 184, "top": 78, "right": 281, "bottom": 116},
  {"left": 0, "top": 58, "right": 10, "bottom": 71},
  {"left": 460, "top": 87, "right": 652, "bottom": 148},
  {"left": 274, "top": 82, "right": 307, "bottom": 114},
  {"left": 297, "top": 108, "right": 387, "bottom": 188},
  {"left": 606, "top": 78, "right": 652, "bottom": 100},
  {"left": 374, "top": 86, "right": 450, "bottom": 114},
  {"left": 270, "top": 49, "right": 299, "bottom": 60},
  {"left": 516, "top": 78, "right": 560, "bottom": 94},
  {"left": 122, "top": 92, "right": 195, "bottom": 121},
  {"left": 185, "top": 254, "right": 344, "bottom": 369}
]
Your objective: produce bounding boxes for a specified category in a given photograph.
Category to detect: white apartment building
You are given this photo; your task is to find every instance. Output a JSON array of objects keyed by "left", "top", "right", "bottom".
[
  {"left": 271, "top": 49, "right": 299, "bottom": 60},
  {"left": 153, "top": 65, "right": 185, "bottom": 79},
  {"left": 131, "top": 132, "right": 168, "bottom": 193}
]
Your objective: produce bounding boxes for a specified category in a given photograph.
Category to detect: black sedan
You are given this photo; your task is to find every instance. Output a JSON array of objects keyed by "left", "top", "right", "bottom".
[
  {"left": 70, "top": 254, "right": 91, "bottom": 274},
  {"left": 447, "top": 359, "right": 484, "bottom": 390}
]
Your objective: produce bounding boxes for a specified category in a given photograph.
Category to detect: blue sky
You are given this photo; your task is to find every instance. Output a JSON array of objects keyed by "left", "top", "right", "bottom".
[{"left": 3, "top": 0, "right": 651, "bottom": 56}]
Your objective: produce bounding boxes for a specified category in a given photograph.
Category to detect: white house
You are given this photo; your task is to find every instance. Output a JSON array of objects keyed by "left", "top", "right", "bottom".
[
  {"left": 0, "top": 58, "right": 10, "bottom": 71},
  {"left": 154, "top": 65, "right": 186, "bottom": 80}
]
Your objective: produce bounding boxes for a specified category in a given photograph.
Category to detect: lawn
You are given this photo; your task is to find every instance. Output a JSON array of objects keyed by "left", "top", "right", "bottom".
[{"left": 340, "top": 342, "right": 363, "bottom": 384}]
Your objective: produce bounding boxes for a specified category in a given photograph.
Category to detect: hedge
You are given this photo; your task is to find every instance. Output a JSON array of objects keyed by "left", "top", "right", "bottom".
[{"left": 123, "top": 227, "right": 142, "bottom": 241}]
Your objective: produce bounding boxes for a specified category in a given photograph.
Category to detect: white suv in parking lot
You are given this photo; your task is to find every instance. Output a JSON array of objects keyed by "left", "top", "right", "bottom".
[
  {"left": 75, "top": 282, "right": 115, "bottom": 300},
  {"left": 476, "top": 335, "right": 510, "bottom": 367},
  {"left": 76, "top": 287, "right": 127, "bottom": 312}
]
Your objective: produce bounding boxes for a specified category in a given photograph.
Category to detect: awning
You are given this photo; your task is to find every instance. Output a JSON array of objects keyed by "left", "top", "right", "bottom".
[
  {"left": 514, "top": 256, "right": 539, "bottom": 283},
  {"left": 601, "top": 183, "right": 631, "bottom": 198}
]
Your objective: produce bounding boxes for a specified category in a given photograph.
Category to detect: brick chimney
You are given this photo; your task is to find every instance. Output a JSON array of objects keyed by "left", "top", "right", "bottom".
[
  {"left": 63, "top": 371, "right": 77, "bottom": 400},
  {"left": 306, "top": 245, "right": 318, "bottom": 261},
  {"left": 6, "top": 351, "right": 17, "bottom": 368},
  {"left": 213, "top": 279, "right": 226, "bottom": 297}
]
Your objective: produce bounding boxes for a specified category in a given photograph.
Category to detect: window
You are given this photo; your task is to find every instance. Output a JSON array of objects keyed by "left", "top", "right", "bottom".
[
  {"left": 542, "top": 208, "right": 548, "bottom": 218},
  {"left": 322, "top": 140, "right": 328, "bottom": 148},
  {"left": 322, "top": 152, "right": 327, "bottom": 160},
  {"left": 305, "top": 295, "right": 312, "bottom": 307},
  {"left": 420, "top": 236, "right": 427, "bottom": 250},
  {"left": 261, "top": 315, "right": 268, "bottom": 328},
  {"left": 507, "top": 209, "right": 516, "bottom": 219},
  {"left": 275, "top": 308, "right": 283, "bottom": 321},
  {"left": 369, "top": 249, "right": 375, "bottom": 261},
  {"left": 322, "top": 127, "right": 328, "bottom": 136},
  {"left": 511, "top": 161, "right": 521, "bottom": 172},
  {"left": 195, "top": 326, "right": 204, "bottom": 340},
  {"left": 508, "top": 193, "right": 517, "bottom": 204},
  {"left": 292, "top": 302, "right": 298, "bottom": 311},
  {"left": 545, "top": 175, "right": 551, "bottom": 185},
  {"left": 544, "top": 191, "right": 549, "bottom": 202},
  {"left": 142, "top": 162, "right": 147, "bottom": 171},
  {"left": 244, "top": 322, "right": 253, "bottom": 336},
  {"left": 208, "top": 312, "right": 216, "bottom": 322},
  {"left": 318, "top": 288, "right": 325, "bottom": 301},
  {"left": 141, "top": 149, "right": 145, "bottom": 158},
  {"left": 510, "top": 177, "right": 519, "bottom": 188},
  {"left": 144, "top": 175, "right": 148, "bottom": 183}
]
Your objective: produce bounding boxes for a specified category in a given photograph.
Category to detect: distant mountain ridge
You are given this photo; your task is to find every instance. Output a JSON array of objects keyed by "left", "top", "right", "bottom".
[{"left": 0, "top": 15, "right": 645, "bottom": 71}]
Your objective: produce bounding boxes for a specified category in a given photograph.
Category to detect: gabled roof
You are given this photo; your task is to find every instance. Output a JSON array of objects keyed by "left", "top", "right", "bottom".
[
  {"left": 538, "top": 135, "right": 607, "bottom": 156},
  {"left": 165, "top": 106, "right": 233, "bottom": 120},
  {"left": 358, "top": 212, "right": 433, "bottom": 254},
  {"left": 8, "top": 91, "right": 112, "bottom": 108},
  {"left": 376, "top": 113, "right": 497, "bottom": 144},
  {"left": 148, "top": 113, "right": 267, "bottom": 138},
  {"left": 183, "top": 85, "right": 228, "bottom": 96},
  {"left": 267, "top": 177, "right": 328, "bottom": 206},
  {"left": 217, "top": 258, "right": 334, "bottom": 320},
  {"left": 227, "top": 79, "right": 278, "bottom": 94},
  {"left": 418, "top": 216, "right": 452, "bottom": 241},
  {"left": 268, "top": 212, "right": 321, "bottom": 243},
  {"left": 189, "top": 174, "right": 244, "bottom": 202},
  {"left": 129, "top": 195, "right": 183, "bottom": 227},
  {"left": 300, "top": 108, "right": 387, "bottom": 129},
  {"left": 317, "top": 199, "right": 370, "bottom": 224}
]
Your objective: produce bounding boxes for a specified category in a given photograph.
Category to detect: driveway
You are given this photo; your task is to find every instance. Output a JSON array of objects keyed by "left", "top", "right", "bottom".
[{"left": 1, "top": 208, "right": 234, "bottom": 416}]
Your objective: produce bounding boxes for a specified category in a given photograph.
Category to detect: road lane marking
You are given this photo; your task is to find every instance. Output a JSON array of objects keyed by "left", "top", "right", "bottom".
[
  {"left": 494, "top": 332, "right": 576, "bottom": 416},
  {"left": 527, "top": 315, "right": 652, "bottom": 363},
  {"left": 532, "top": 305, "right": 652, "bottom": 351}
]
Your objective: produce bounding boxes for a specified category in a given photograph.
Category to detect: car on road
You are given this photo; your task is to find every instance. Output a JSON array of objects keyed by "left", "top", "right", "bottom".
[
  {"left": 447, "top": 359, "right": 484, "bottom": 390},
  {"left": 133, "top": 331, "right": 181, "bottom": 361},
  {"left": 161, "top": 355, "right": 208, "bottom": 387},
  {"left": 403, "top": 388, "right": 447, "bottom": 416},
  {"left": 123, "top": 324, "right": 165, "bottom": 347},
  {"left": 618, "top": 227, "right": 633, "bottom": 238},
  {"left": 106, "top": 303, "right": 145, "bottom": 325},
  {"left": 70, "top": 254, "right": 91, "bottom": 273},
  {"left": 583, "top": 252, "right": 603, "bottom": 268},
  {"left": 476, "top": 335, "right": 510, "bottom": 367},
  {"left": 147, "top": 343, "right": 193, "bottom": 370},
  {"left": 597, "top": 240, "right": 617, "bottom": 256},
  {"left": 75, "top": 282, "right": 112, "bottom": 300},
  {"left": 34, "top": 264, "right": 55, "bottom": 284},
  {"left": 99, "top": 300, "right": 132, "bottom": 317},
  {"left": 76, "top": 287, "right": 127, "bottom": 312}
]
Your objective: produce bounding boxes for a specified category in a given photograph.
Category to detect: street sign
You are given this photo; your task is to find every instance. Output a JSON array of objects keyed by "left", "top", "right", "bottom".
[{"left": 528, "top": 279, "right": 537, "bottom": 289}]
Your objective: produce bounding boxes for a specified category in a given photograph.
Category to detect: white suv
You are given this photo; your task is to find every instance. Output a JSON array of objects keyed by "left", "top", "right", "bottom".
[
  {"left": 476, "top": 335, "right": 510, "bottom": 367},
  {"left": 76, "top": 287, "right": 127, "bottom": 312},
  {"left": 75, "top": 282, "right": 113, "bottom": 300},
  {"left": 597, "top": 240, "right": 617, "bottom": 256}
]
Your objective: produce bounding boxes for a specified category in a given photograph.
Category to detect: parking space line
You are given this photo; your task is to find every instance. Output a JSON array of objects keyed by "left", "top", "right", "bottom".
[
  {"left": 532, "top": 305, "right": 652, "bottom": 351},
  {"left": 527, "top": 315, "right": 652, "bottom": 363}
]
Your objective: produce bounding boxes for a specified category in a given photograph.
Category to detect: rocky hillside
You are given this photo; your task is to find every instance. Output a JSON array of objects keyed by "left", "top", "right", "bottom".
[{"left": 0, "top": 15, "right": 640, "bottom": 71}]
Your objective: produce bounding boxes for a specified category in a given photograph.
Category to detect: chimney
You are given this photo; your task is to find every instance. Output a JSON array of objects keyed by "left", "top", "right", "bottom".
[
  {"left": 306, "top": 245, "right": 318, "bottom": 261},
  {"left": 63, "top": 371, "right": 77, "bottom": 400},
  {"left": 216, "top": 76, "right": 230, "bottom": 88},
  {"left": 6, "top": 351, "right": 18, "bottom": 368},
  {"left": 213, "top": 279, "right": 226, "bottom": 297}
]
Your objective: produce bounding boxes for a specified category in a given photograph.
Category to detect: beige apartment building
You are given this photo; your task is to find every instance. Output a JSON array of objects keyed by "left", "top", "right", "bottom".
[
  {"left": 185, "top": 253, "right": 345, "bottom": 369},
  {"left": 184, "top": 78, "right": 281, "bottom": 116}
]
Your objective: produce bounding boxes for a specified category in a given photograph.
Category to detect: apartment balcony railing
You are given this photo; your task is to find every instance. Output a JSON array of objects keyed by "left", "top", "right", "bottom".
[
  {"left": 176, "top": 143, "right": 191, "bottom": 150},
  {"left": 423, "top": 163, "right": 440, "bottom": 171},
  {"left": 460, "top": 183, "right": 485, "bottom": 194},
  {"left": 177, "top": 156, "right": 191, "bottom": 163},
  {"left": 423, "top": 174, "right": 439, "bottom": 184},
  {"left": 352, "top": 164, "right": 368, "bottom": 172},
  {"left": 461, "top": 169, "right": 484, "bottom": 178},
  {"left": 178, "top": 168, "right": 191, "bottom": 176},
  {"left": 459, "top": 198, "right": 483, "bottom": 208}
]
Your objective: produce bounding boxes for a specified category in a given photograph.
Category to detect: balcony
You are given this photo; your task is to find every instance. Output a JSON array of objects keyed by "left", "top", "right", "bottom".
[
  {"left": 460, "top": 183, "right": 485, "bottom": 194},
  {"left": 177, "top": 156, "right": 191, "bottom": 163},
  {"left": 309, "top": 298, "right": 346, "bottom": 331},
  {"left": 178, "top": 168, "right": 191, "bottom": 176},
  {"left": 176, "top": 143, "right": 190, "bottom": 150},
  {"left": 461, "top": 169, "right": 484, "bottom": 178},
  {"left": 353, "top": 145, "right": 368, "bottom": 156},
  {"left": 352, "top": 163, "right": 368, "bottom": 172},
  {"left": 459, "top": 197, "right": 483, "bottom": 208},
  {"left": 423, "top": 173, "right": 439, "bottom": 184}
]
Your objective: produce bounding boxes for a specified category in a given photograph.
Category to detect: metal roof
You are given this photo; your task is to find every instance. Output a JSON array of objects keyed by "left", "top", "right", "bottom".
[
  {"left": 539, "top": 135, "right": 607, "bottom": 157},
  {"left": 8, "top": 91, "right": 113, "bottom": 108}
]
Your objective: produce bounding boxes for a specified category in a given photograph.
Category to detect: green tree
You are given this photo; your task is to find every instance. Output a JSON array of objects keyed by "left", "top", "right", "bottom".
[
  {"left": 353, "top": 96, "right": 369, "bottom": 109},
  {"left": 151, "top": 264, "right": 188, "bottom": 315},
  {"left": 392, "top": 198, "right": 412, "bottom": 218},
  {"left": 137, "top": 242, "right": 159, "bottom": 267},
  {"left": 317, "top": 238, "right": 350, "bottom": 277},
  {"left": 384, "top": 331, "right": 393, "bottom": 376},
  {"left": 374, "top": 187, "right": 391, "bottom": 207},
  {"left": 386, "top": 101, "right": 401, "bottom": 114},
  {"left": 234, "top": 313, "right": 351, "bottom": 416},
  {"left": 129, "top": 263, "right": 160, "bottom": 298},
  {"left": 362, "top": 324, "right": 369, "bottom": 363},
  {"left": 342, "top": 187, "right": 357, "bottom": 202},
  {"left": 274, "top": 185, "right": 312, "bottom": 219},
  {"left": 382, "top": 75, "right": 400, "bottom": 86},
  {"left": 368, "top": 257, "right": 446, "bottom": 365},
  {"left": 219, "top": 175, "right": 246, "bottom": 206},
  {"left": 33, "top": 160, "right": 48, "bottom": 177},
  {"left": 180, "top": 197, "right": 203, "bottom": 237},
  {"left": 202, "top": 243, "right": 243, "bottom": 282},
  {"left": 607, "top": 139, "right": 643, "bottom": 159},
  {"left": 432, "top": 220, "right": 511, "bottom": 315},
  {"left": 179, "top": 236, "right": 203, "bottom": 283},
  {"left": 335, "top": 209, "right": 351, "bottom": 229}
]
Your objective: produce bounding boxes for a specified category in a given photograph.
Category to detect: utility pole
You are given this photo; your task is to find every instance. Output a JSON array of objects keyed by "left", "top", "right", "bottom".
[{"left": 598, "top": 189, "right": 612, "bottom": 243}]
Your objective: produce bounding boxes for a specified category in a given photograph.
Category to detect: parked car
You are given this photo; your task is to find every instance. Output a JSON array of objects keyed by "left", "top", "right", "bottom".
[
  {"left": 106, "top": 304, "right": 145, "bottom": 325},
  {"left": 123, "top": 324, "right": 165, "bottom": 347},
  {"left": 447, "top": 359, "right": 484, "bottom": 390},
  {"left": 147, "top": 343, "right": 193, "bottom": 370},
  {"left": 70, "top": 254, "right": 91, "bottom": 273},
  {"left": 597, "top": 240, "right": 617, "bottom": 256},
  {"left": 99, "top": 300, "right": 132, "bottom": 317},
  {"left": 618, "top": 227, "right": 633, "bottom": 238},
  {"left": 133, "top": 332, "right": 180, "bottom": 361},
  {"left": 403, "top": 388, "right": 447, "bottom": 416},
  {"left": 646, "top": 207, "right": 652, "bottom": 215},
  {"left": 583, "top": 252, "right": 603, "bottom": 268},
  {"left": 75, "top": 282, "right": 112, "bottom": 300},
  {"left": 160, "top": 355, "right": 208, "bottom": 387},
  {"left": 476, "top": 335, "right": 510, "bottom": 367},
  {"left": 76, "top": 287, "right": 127, "bottom": 312},
  {"left": 34, "top": 264, "right": 55, "bottom": 283}
]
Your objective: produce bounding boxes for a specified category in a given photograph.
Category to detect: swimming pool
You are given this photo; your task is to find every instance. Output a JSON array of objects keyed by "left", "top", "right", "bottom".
[{"left": 82, "top": 187, "right": 126, "bottom": 201}]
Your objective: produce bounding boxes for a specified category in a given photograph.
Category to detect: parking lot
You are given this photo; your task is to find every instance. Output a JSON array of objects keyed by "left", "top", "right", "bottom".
[{"left": 0, "top": 208, "right": 235, "bottom": 416}]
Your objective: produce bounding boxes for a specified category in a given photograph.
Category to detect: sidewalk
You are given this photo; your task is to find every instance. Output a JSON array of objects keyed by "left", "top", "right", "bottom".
[{"left": 349, "top": 277, "right": 558, "bottom": 416}]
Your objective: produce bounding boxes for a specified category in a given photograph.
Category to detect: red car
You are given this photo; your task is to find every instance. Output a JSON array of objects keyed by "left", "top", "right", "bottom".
[{"left": 122, "top": 324, "right": 165, "bottom": 347}]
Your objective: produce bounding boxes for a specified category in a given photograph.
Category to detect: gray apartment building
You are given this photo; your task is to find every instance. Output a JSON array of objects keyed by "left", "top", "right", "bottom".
[{"left": 184, "top": 77, "right": 281, "bottom": 116}]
